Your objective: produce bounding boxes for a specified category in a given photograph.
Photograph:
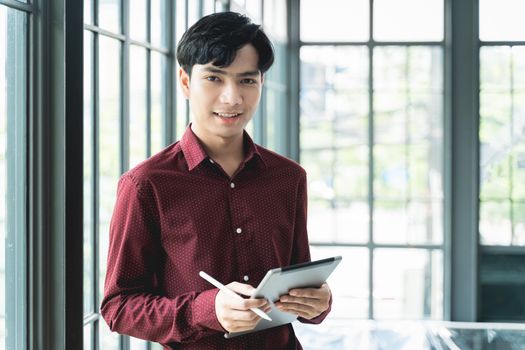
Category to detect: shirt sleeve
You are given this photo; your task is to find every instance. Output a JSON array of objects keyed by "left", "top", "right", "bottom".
[
  {"left": 100, "top": 174, "right": 225, "bottom": 345},
  {"left": 290, "top": 170, "right": 333, "bottom": 325}
]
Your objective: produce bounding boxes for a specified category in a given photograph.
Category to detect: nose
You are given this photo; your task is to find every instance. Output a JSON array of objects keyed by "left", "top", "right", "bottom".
[{"left": 219, "top": 83, "right": 242, "bottom": 105}]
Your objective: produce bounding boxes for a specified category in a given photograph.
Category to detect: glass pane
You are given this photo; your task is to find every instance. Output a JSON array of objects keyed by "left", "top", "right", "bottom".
[
  {"left": 479, "top": 200, "right": 512, "bottom": 245},
  {"left": 0, "top": 7, "right": 27, "bottom": 349},
  {"left": 307, "top": 200, "right": 336, "bottom": 243},
  {"left": 310, "top": 246, "right": 369, "bottom": 319},
  {"left": 301, "top": 149, "right": 335, "bottom": 201},
  {"left": 129, "top": 45, "right": 148, "bottom": 168},
  {"left": 333, "top": 93, "right": 368, "bottom": 147},
  {"left": 99, "top": 319, "right": 120, "bottom": 350},
  {"left": 409, "top": 142, "right": 443, "bottom": 199},
  {"left": 264, "top": 0, "right": 286, "bottom": 42},
  {"left": 98, "top": 37, "right": 121, "bottom": 303},
  {"left": 374, "top": 92, "right": 407, "bottom": 144},
  {"left": 374, "top": 200, "right": 443, "bottom": 245},
  {"left": 374, "top": 0, "right": 444, "bottom": 41},
  {"left": 85, "top": 0, "right": 93, "bottom": 24},
  {"left": 151, "top": 342, "right": 164, "bottom": 350},
  {"left": 83, "top": 324, "right": 92, "bottom": 350},
  {"left": 203, "top": 0, "right": 215, "bottom": 16},
  {"left": 374, "top": 249, "right": 443, "bottom": 319},
  {"left": 513, "top": 202, "right": 525, "bottom": 245},
  {"left": 514, "top": 47, "right": 525, "bottom": 91},
  {"left": 130, "top": 337, "right": 148, "bottom": 350},
  {"left": 375, "top": 46, "right": 443, "bottom": 92},
  {"left": 513, "top": 145, "right": 525, "bottom": 200},
  {"left": 334, "top": 147, "right": 368, "bottom": 199},
  {"left": 232, "top": 0, "right": 262, "bottom": 23},
  {"left": 374, "top": 145, "right": 408, "bottom": 199},
  {"left": 265, "top": 87, "right": 286, "bottom": 152},
  {"left": 98, "top": 0, "right": 121, "bottom": 33},
  {"left": 151, "top": 0, "right": 167, "bottom": 47},
  {"left": 175, "top": 0, "right": 187, "bottom": 42},
  {"left": 176, "top": 83, "right": 188, "bottom": 140},
  {"left": 480, "top": 47, "right": 512, "bottom": 92},
  {"left": 187, "top": 0, "right": 200, "bottom": 27},
  {"left": 374, "top": 47, "right": 444, "bottom": 144},
  {"left": 480, "top": 0, "right": 525, "bottom": 41},
  {"left": 334, "top": 201, "right": 369, "bottom": 244},
  {"left": 301, "top": 46, "right": 368, "bottom": 90},
  {"left": 300, "top": 46, "right": 369, "bottom": 150},
  {"left": 300, "top": 0, "right": 369, "bottom": 42},
  {"left": 83, "top": 30, "right": 94, "bottom": 316},
  {"left": 130, "top": 0, "right": 147, "bottom": 42},
  {"left": 151, "top": 52, "right": 166, "bottom": 154},
  {"left": 480, "top": 149, "right": 511, "bottom": 200}
]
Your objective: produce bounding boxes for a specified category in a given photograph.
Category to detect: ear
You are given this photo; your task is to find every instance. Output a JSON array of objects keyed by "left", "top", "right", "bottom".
[
  {"left": 179, "top": 68, "right": 191, "bottom": 99},
  {"left": 260, "top": 73, "right": 265, "bottom": 86}
]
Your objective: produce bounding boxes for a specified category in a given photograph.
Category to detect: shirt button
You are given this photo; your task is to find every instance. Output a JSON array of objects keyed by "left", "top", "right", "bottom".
[
  {"left": 230, "top": 182, "right": 235, "bottom": 189},
  {"left": 243, "top": 275, "right": 249, "bottom": 282},
  {"left": 236, "top": 228, "right": 242, "bottom": 234}
]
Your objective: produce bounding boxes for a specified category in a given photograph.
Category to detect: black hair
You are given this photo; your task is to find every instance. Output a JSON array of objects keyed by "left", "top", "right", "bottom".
[{"left": 176, "top": 11, "right": 274, "bottom": 76}]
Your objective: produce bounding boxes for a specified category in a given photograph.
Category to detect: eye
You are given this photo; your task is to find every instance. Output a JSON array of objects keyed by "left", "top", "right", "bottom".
[
  {"left": 241, "top": 78, "right": 257, "bottom": 85},
  {"left": 206, "top": 76, "right": 220, "bottom": 82}
]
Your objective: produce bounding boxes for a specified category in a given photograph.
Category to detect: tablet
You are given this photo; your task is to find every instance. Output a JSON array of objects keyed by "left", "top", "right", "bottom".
[{"left": 225, "top": 256, "right": 342, "bottom": 339}]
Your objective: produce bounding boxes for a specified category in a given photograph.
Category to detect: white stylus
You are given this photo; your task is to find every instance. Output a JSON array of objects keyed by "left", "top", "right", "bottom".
[{"left": 199, "top": 271, "right": 272, "bottom": 321}]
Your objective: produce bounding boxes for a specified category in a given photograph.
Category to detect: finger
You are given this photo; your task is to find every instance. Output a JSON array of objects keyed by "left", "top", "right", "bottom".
[
  {"left": 262, "top": 303, "right": 272, "bottom": 313},
  {"left": 227, "top": 297, "right": 268, "bottom": 310},
  {"left": 227, "top": 309, "right": 261, "bottom": 322},
  {"left": 275, "top": 301, "right": 317, "bottom": 319},
  {"left": 288, "top": 286, "right": 328, "bottom": 299},
  {"left": 227, "top": 282, "right": 256, "bottom": 297},
  {"left": 279, "top": 295, "right": 325, "bottom": 311}
]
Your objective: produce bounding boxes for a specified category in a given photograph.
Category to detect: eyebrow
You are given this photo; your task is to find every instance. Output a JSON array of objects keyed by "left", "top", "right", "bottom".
[{"left": 202, "top": 67, "right": 260, "bottom": 78}]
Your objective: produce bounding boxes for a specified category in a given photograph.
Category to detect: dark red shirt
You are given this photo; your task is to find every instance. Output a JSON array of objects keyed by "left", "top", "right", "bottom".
[{"left": 100, "top": 126, "right": 331, "bottom": 349}]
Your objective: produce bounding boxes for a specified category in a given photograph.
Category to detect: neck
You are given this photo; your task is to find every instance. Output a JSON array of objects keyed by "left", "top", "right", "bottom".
[{"left": 190, "top": 124, "right": 245, "bottom": 162}]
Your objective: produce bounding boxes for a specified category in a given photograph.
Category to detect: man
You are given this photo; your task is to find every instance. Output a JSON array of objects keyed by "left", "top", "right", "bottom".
[{"left": 101, "top": 11, "right": 332, "bottom": 349}]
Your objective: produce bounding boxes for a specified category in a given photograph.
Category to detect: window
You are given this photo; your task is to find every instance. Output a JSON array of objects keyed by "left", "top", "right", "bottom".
[
  {"left": 478, "top": 0, "right": 525, "bottom": 321},
  {"left": 0, "top": 2, "right": 28, "bottom": 348},
  {"left": 83, "top": 1, "right": 171, "bottom": 349},
  {"left": 299, "top": 0, "right": 445, "bottom": 320}
]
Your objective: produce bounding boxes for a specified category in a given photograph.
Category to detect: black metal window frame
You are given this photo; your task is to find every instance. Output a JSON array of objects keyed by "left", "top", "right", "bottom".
[{"left": 292, "top": 0, "right": 449, "bottom": 320}]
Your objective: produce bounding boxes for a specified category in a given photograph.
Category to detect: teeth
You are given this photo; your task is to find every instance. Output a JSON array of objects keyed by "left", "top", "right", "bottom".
[{"left": 215, "top": 112, "right": 240, "bottom": 118}]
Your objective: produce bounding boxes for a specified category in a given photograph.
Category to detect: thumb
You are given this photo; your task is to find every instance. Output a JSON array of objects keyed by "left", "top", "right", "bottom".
[{"left": 226, "top": 282, "right": 256, "bottom": 297}]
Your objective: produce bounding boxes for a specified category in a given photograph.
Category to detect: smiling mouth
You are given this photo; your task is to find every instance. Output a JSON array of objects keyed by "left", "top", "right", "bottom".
[{"left": 213, "top": 112, "right": 242, "bottom": 119}]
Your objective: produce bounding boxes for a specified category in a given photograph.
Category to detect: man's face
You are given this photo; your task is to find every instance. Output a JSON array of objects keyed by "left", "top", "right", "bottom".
[{"left": 179, "top": 44, "right": 263, "bottom": 142}]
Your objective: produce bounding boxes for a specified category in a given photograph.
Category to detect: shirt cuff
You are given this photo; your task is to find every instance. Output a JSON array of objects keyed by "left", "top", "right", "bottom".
[{"left": 192, "top": 288, "right": 225, "bottom": 332}]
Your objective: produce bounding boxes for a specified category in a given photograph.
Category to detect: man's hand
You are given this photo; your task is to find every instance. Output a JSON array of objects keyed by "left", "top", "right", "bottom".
[
  {"left": 274, "top": 283, "right": 331, "bottom": 320},
  {"left": 214, "top": 282, "right": 271, "bottom": 333}
]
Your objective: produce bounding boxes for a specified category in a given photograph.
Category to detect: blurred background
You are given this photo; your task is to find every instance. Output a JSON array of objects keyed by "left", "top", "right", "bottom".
[{"left": 1, "top": 0, "right": 525, "bottom": 349}]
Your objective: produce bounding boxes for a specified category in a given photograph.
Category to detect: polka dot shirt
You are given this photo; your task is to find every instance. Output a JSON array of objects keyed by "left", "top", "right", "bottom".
[{"left": 100, "top": 126, "right": 331, "bottom": 349}]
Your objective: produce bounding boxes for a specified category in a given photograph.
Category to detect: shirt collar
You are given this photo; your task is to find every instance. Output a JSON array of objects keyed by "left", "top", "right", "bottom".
[{"left": 180, "top": 124, "right": 266, "bottom": 171}]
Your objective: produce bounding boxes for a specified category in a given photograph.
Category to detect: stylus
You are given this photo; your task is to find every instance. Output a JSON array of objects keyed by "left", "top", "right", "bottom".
[{"left": 199, "top": 271, "right": 272, "bottom": 321}]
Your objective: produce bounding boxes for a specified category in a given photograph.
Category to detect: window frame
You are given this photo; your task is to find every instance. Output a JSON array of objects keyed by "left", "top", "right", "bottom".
[{"left": 0, "top": 1, "right": 32, "bottom": 349}]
